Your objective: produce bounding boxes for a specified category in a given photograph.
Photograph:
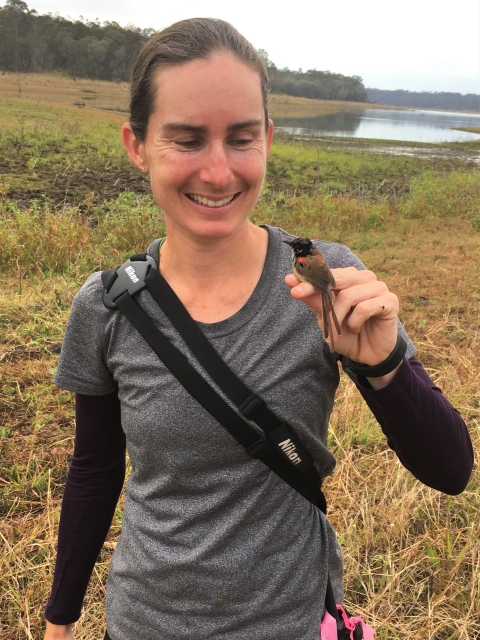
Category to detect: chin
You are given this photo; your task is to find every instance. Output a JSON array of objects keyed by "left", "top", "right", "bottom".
[
  {"left": 193, "top": 223, "right": 245, "bottom": 241},
  {"left": 173, "top": 215, "right": 251, "bottom": 242}
]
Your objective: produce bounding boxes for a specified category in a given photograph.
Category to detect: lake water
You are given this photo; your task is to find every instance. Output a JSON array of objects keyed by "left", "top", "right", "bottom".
[{"left": 274, "top": 108, "right": 480, "bottom": 143}]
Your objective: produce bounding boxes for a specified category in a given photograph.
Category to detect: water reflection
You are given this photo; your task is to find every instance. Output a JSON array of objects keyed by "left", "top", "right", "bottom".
[
  {"left": 273, "top": 112, "right": 363, "bottom": 135},
  {"left": 274, "top": 108, "right": 480, "bottom": 143}
]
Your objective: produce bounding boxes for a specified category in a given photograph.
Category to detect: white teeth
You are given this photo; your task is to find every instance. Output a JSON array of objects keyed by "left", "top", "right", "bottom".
[{"left": 189, "top": 194, "right": 235, "bottom": 207}]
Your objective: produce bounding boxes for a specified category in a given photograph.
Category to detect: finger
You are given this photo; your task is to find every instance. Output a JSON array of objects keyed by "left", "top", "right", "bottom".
[
  {"left": 330, "top": 267, "right": 377, "bottom": 291},
  {"left": 288, "top": 280, "right": 325, "bottom": 315},
  {"left": 288, "top": 279, "right": 317, "bottom": 298},
  {"left": 285, "top": 273, "right": 301, "bottom": 288},
  {"left": 346, "top": 293, "right": 399, "bottom": 334},
  {"left": 333, "top": 280, "right": 390, "bottom": 324}
]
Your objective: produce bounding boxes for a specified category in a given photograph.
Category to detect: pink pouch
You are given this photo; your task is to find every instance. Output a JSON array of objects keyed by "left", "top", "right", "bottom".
[
  {"left": 320, "top": 610, "right": 339, "bottom": 640},
  {"left": 320, "top": 604, "right": 374, "bottom": 639}
]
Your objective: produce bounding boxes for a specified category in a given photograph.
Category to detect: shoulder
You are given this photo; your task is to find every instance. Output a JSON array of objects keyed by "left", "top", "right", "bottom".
[
  {"left": 73, "top": 271, "right": 104, "bottom": 304},
  {"left": 70, "top": 237, "right": 163, "bottom": 322},
  {"left": 70, "top": 271, "right": 109, "bottom": 320},
  {"left": 65, "top": 270, "right": 114, "bottom": 347},
  {"left": 72, "top": 235, "right": 160, "bottom": 314},
  {"left": 56, "top": 271, "right": 118, "bottom": 395},
  {"left": 313, "top": 240, "right": 366, "bottom": 271},
  {"left": 68, "top": 268, "right": 125, "bottom": 338}
]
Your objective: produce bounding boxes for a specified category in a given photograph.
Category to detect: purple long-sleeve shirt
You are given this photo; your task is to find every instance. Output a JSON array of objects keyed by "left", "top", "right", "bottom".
[{"left": 45, "top": 356, "right": 473, "bottom": 625}]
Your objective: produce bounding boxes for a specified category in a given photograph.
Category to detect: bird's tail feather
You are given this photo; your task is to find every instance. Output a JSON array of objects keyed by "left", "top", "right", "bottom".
[{"left": 321, "top": 292, "right": 342, "bottom": 351}]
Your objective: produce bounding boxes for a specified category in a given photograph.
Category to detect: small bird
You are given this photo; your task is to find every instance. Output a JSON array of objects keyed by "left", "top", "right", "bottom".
[{"left": 284, "top": 237, "right": 342, "bottom": 351}]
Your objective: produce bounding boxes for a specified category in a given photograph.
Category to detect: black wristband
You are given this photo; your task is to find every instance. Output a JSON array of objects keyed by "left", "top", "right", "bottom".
[{"left": 346, "top": 334, "right": 408, "bottom": 378}]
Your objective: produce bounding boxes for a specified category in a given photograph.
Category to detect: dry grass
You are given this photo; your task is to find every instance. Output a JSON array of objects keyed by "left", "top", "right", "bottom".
[
  {"left": 1, "top": 218, "right": 479, "bottom": 639},
  {"left": 268, "top": 93, "right": 401, "bottom": 118},
  {"left": 1, "top": 98, "right": 479, "bottom": 639},
  {"left": 0, "top": 72, "right": 130, "bottom": 112},
  {"left": 0, "top": 71, "right": 398, "bottom": 119}
]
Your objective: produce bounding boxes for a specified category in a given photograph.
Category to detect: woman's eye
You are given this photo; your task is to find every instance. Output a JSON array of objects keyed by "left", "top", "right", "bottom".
[
  {"left": 230, "top": 137, "right": 252, "bottom": 147},
  {"left": 177, "top": 139, "right": 200, "bottom": 148}
]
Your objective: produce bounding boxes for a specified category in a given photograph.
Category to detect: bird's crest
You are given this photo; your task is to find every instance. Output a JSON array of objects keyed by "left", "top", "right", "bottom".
[{"left": 283, "top": 237, "right": 313, "bottom": 258}]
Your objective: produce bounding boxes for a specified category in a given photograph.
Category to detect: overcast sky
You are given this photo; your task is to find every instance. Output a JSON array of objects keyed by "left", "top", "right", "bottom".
[{"left": 19, "top": 0, "right": 480, "bottom": 93}]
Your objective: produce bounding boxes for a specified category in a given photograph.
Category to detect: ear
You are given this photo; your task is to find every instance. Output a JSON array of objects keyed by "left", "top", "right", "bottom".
[
  {"left": 122, "top": 123, "right": 148, "bottom": 172},
  {"left": 266, "top": 119, "right": 274, "bottom": 156}
]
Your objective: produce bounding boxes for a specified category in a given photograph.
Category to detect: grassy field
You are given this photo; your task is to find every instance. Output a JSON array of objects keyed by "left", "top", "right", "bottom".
[
  {"left": 1, "top": 97, "right": 480, "bottom": 639},
  {"left": 0, "top": 71, "right": 399, "bottom": 118},
  {"left": 268, "top": 93, "right": 401, "bottom": 118},
  {"left": 0, "top": 72, "right": 130, "bottom": 112}
]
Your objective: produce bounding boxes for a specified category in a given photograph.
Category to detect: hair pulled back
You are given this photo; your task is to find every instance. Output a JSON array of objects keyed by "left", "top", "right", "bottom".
[{"left": 129, "top": 18, "right": 270, "bottom": 141}]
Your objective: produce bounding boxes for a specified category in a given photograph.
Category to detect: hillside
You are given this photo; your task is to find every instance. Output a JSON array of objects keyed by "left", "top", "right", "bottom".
[{"left": 367, "top": 88, "right": 480, "bottom": 112}]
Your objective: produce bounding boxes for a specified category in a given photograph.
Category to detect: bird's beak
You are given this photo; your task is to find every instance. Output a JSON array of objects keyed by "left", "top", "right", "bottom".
[{"left": 283, "top": 240, "right": 293, "bottom": 246}]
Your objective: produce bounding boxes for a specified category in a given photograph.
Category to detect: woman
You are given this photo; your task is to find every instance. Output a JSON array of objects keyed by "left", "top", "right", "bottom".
[{"left": 44, "top": 18, "right": 473, "bottom": 640}]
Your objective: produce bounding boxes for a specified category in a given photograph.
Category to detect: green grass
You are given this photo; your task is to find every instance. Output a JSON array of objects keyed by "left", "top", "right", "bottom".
[{"left": 273, "top": 128, "right": 480, "bottom": 152}]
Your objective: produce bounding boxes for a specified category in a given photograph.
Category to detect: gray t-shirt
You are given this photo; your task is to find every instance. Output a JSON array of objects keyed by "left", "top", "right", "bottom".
[{"left": 55, "top": 225, "right": 414, "bottom": 640}]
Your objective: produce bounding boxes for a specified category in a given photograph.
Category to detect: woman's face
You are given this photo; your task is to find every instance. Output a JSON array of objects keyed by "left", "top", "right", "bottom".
[{"left": 124, "top": 53, "right": 273, "bottom": 241}]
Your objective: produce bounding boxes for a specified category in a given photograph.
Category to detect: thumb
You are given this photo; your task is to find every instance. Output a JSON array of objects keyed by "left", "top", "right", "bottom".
[{"left": 286, "top": 277, "right": 325, "bottom": 316}]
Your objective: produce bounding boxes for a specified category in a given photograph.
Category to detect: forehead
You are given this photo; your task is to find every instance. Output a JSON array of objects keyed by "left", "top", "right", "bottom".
[{"left": 150, "top": 53, "right": 264, "bottom": 126}]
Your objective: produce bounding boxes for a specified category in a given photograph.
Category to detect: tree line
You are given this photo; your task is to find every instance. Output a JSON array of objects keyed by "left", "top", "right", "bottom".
[
  {"left": 0, "top": 1, "right": 368, "bottom": 102},
  {"left": 0, "top": 0, "right": 153, "bottom": 81},
  {"left": 258, "top": 50, "right": 367, "bottom": 103},
  {"left": 367, "top": 88, "right": 480, "bottom": 112}
]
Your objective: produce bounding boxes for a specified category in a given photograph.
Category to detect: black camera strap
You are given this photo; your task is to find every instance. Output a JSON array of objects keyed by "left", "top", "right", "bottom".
[{"left": 102, "top": 252, "right": 340, "bottom": 623}]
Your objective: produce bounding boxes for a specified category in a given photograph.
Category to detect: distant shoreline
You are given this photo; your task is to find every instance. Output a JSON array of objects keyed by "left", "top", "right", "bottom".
[
  {"left": 405, "top": 106, "right": 480, "bottom": 115},
  {"left": 268, "top": 94, "right": 403, "bottom": 119},
  {"left": 451, "top": 127, "right": 480, "bottom": 135}
]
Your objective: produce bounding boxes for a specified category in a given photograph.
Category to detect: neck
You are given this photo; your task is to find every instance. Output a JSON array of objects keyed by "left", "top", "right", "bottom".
[
  {"left": 157, "top": 221, "right": 269, "bottom": 322},
  {"left": 159, "top": 221, "right": 268, "bottom": 286}
]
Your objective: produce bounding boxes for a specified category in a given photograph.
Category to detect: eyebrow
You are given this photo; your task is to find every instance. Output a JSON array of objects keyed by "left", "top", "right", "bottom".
[
  {"left": 162, "top": 123, "right": 207, "bottom": 133},
  {"left": 227, "top": 119, "right": 263, "bottom": 132},
  {"left": 161, "top": 119, "right": 263, "bottom": 134}
]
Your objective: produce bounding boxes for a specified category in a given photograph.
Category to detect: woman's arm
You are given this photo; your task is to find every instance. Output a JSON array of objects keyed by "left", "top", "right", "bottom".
[
  {"left": 285, "top": 267, "right": 473, "bottom": 495},
  {"left": 353, "top": 356, "right": 473, "bottom": 495},
  {"left": 44, "top": 392, "right": 125, "bottom": 633}
]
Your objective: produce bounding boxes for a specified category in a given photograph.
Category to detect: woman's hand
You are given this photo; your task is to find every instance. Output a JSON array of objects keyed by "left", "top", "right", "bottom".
[
  {"left": 286, "top": 266, "right": 399, "bottom": 368},
  {"left": 43, "top": 621, "right": 75, "bottom": 640}
]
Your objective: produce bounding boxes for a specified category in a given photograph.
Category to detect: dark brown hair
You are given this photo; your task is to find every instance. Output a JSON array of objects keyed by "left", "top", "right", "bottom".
[{"left": 129, "top": 18, "right": 269, "bottom": 141}]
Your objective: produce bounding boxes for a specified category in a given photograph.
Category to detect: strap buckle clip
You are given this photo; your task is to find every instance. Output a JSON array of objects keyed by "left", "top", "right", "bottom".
[
  {"left": 239, "top": 394, "right": 266, "bottom": 419},
  {"left": 246, "top": 439, "right": 271, "bottom": 459},
  {"left": 103, "top": 255, "right": 157, "bottom": 309}
]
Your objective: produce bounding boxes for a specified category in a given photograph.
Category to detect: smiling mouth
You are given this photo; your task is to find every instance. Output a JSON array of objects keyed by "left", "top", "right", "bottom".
[{"left": 187, "top": 193, "right": 239, "bottom": 208}]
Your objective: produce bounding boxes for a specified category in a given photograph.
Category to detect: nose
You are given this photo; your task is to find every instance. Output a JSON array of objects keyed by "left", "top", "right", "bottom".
[{"left": 198, "top": 141, "right": 235, "bottom": 190}]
